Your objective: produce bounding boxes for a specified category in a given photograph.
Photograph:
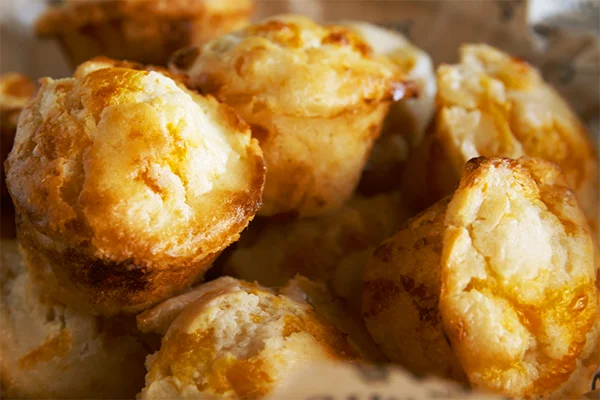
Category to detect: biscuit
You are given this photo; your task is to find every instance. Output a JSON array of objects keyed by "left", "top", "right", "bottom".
[
  {"left": 138, "top": 276, "right": 357, "bottom": 399},
  {"left": 0, "top": 239, "right": 148, "bottom": 399},
  {"left": 403, "top": 44, "right": 599, "bottom": 234},
  {"left": 343, "top": 22, "right": 436, "bottom": 195},
  {"left": 171, "top": 15, "right": 416, "bottom": 216},
  {"left": 364, "top": 157, "right": 599, "bottom": 398},
  {"left": 35, "top": 0, "right": 254, "bottom": 67},
  {"left": 0, "top": 73, "right": 35, "bottom": 202},
  {"left": 5, "top": 58, "right": 266, "bottom": 316}
]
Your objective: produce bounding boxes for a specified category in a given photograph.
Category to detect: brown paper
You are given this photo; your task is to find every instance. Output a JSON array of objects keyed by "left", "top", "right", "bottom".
[{"left": 0, "top": 0, "right": 598, "bottom": 398}]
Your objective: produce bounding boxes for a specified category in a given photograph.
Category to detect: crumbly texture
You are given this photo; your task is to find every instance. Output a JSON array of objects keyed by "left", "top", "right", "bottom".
[
  {"left": 5, "top": 58, "right": 265, "bottom": 316},
  {"left": 171, "top": 14, "right": 414, "bottom": 216},
  {"left": 403, "top": 44, "right": 599, "bottom": 234},
  {"left": 35, "top": 0, "right": 254, "bottom": 66},
  {"left": 222, "top": 192, "right": 411, "bottom": 289},
  {"left": 441, "top": 157, "right": 599, "bottom": 398},
  {"left": 363, "top": 196, "right": 467, "bottom": 381},
  {"left": 364, "top": 157, "right": 599, "bottom": 398},
  {"left": 0, "top": 73, "right": 35, "bottom": 200},
  {"left": 345, "top": 22, "right": 436, "bottom": 195},
  {"left": 138, "top": 277, "right": 357, "bottom": 399},
  {"left": 0, "top": 239, "right": 148, "bottom": 399}
]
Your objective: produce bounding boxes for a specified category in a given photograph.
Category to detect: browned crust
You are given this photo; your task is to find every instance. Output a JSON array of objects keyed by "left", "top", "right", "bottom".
[
  {"left": 362, "top": 196, "right": 467, "bottom": 381},
  {"left": 6, "top": 59, "right": 266, "bottom": 315},
  {"left": 35, "top": 0, "right": 254, "bottom": 35},
  {"left": 36, "top": 1, "right": 253, "bottom": 67}
]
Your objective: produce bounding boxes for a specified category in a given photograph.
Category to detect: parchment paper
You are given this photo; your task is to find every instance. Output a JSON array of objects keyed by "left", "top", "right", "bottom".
[{"left": 0, "top": 0, "right": 598, "bottom": 398}]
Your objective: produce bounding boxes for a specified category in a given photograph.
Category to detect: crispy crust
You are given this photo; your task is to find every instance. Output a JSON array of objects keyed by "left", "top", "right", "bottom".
[
  {"left": 362, "top": 196, "right": 467, "bottom": 381},
  {"left": 170, "top": 14, "right": 416, "bottom": 216},
  {"left": 364, "top": 157, "right": 599, "bottom": 398},
  {"left": 5, "top": 58, "right": 266, "bottom": 316},
  {"left": 0, "top": 240, "right": 148, "bottom": 399},
  {"left": 35, "top": 0, "right": 254, "bottom": 66},
  {"left": 402, "top": 44, "right": 599, "bottom": 234},
  {"left": 139, "top": 277, "right": 357, "bottom": 399}
]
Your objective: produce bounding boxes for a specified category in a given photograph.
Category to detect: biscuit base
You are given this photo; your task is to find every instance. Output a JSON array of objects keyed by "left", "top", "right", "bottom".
[{"left": 17, "top": 214, "right": 218, "bottom": 316}]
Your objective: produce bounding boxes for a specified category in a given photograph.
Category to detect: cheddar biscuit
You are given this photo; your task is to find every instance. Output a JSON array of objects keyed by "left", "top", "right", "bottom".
[
  {"left": 403, "top": 44, "right": 599, "bottom": 233},
  {"left": 171, "top": 15, "right": 414, "bottom": 216},
  {"left": 138, "top": 276, "right": 357, "bottom": 399},
  {"left": 364, "top": 157, "right": 599, "bottom": 398},
  {"left": 35, "top": 0, "right": 254, "bottom": 67},
  {"left": 5, "top": 58, "right": 265, "bottom": 316}
]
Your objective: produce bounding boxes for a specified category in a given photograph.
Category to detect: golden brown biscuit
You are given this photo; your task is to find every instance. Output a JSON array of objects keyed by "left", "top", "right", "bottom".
[
  {"left": 364, "top": 157, "right": 599, "bottom": 398},
  {"left": 0, "top": 73, "right": 35, "bottom": 203},
  {"left": 403, "top": 44, "right": 599, "bottom": 234},
  {"left": 222, "top": 192, "right": 411, "bottom": 289},
  {"left": 0, "top": 239, "right": 148, "bottom": 399},
  {"left": 35, "top": 0, "right": 254, "bottom": 67},
  {"left": 170, "top": 14, "right": 416, "bottom": 217},
  {"left": 342, "top": 22, "right": 436, "bottom": 195},
  {"left": 138, "top": 276, "right": 357, "bottom": 399},
  {"left": 5, "top": 58, "right": 266, "bottom": 316}
]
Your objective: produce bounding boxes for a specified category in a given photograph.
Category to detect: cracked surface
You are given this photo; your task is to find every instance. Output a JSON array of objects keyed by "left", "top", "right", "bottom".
[
  {"left": 5, "top": 58, "right": 266, "bottom": 315},
  {"left": 139, "top": 276, "right": 357, "bottom": 400},
  {"left": 0, "top": 239, "right": 148, "bottom": 399},
  {"left": 441, "top": 157, "right": 599, "bottom": 398}
]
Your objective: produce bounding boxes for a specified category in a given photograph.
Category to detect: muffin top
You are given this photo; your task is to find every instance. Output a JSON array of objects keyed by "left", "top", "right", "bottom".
[
  {"left": 139, "top": 276, "right": 357, "bottom": 399},
  {"left": 6, "top": 58, "right": 265, "bottom": 266},
  {"left": 441, "top": 157, "right": 599, "bottom": 398},
  {"left": 36, "top": 0, "right": 254, "bottom": 35},
  {"left": 171, "top": 14, "right": 414, "bottom": 118}
]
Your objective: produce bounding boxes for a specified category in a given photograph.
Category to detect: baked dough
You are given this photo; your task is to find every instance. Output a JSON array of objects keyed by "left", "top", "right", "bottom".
[
  {"left": 343, "top": 22, "right": 436, "bottom": 194},
  {"left": 138, "top": 276, "right": 357, "bottom": 399},
  {"left": 403, "top": 44, "right": 599, "bottom": 234},
  {"left": 0, "top": 240, "right": 148, "bottom": 399},
  {"left": 35, "top": 0, "right": 254, "bottom": 67},
  {"left": 364, "top": 157, "right": 599, "bottom": 398},
  {"left": 222, "top": 192, "right": 410, "bottom": 289},
  {"left": 5, "top": 58, "right": 266, "bottom": 316},
  {"left": 171, "top": 14, "right": 415, "bottom": 216}
]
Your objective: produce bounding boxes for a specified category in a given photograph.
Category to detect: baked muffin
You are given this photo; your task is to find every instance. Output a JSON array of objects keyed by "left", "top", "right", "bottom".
[
  {"left": 0, "top": 239, "right": 148, "bottom": 399},
  {"left": 363, "top": 157, "right": 599, "bottom": 398},
  {"left": 222, "top": 192, "right": 411, "bottom": 289},
  {"left": 403, "top": 44, "right": 599, "bottom": 234},
  {"left": 35, "top": 0, "right": 254, "bottom": 67},
  {"left": 138, "top": 276, "right": 357, "bottom": 399},
  {"left": 0, "top": 73, "right": 35, "bottom": 201},
  {"left": 5, "top": 58, "right": 266, "bottom": 316},
  {"left": 343, "top": 22, "right": 436, "bottom": 194},
  {"left": 170, "top": 14, "right": 415, "bottom": 217}
]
